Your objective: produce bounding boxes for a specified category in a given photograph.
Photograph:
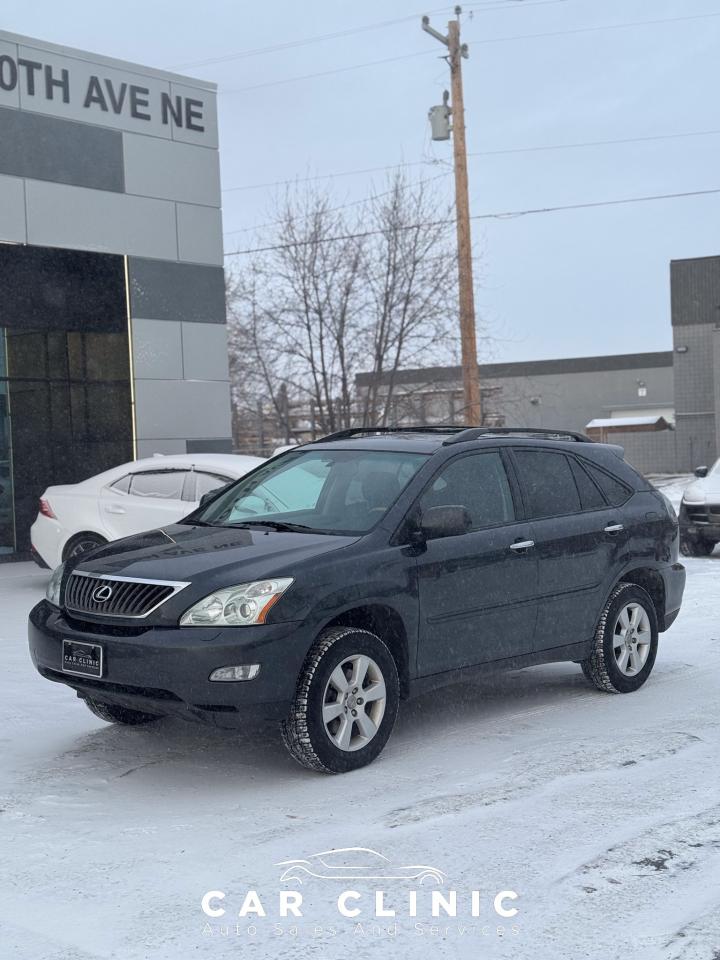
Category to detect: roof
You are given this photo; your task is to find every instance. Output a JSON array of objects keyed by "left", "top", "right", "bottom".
[
  {"left": 355, "top": 351, "right": 674, "bottom": 387},
  {"left": 586, "top": 416, "right": 670, "bottom": 429}
]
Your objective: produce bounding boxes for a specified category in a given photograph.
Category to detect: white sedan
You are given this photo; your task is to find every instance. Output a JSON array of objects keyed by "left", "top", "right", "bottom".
[{"left": 30, "top": 453, "right": 264, "bottom": 569}]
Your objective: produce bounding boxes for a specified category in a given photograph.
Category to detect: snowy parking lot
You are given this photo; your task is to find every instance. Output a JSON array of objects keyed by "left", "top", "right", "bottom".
[{"left": 2, "top": 478, "right": 719, "bottom": 960}]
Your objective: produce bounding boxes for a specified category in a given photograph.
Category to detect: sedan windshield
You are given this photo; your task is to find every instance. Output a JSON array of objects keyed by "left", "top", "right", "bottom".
[{"left": 191, "top": 448, "right": 429, "bottom": 534}]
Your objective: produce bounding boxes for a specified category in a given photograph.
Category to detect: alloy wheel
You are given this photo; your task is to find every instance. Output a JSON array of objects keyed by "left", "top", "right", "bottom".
[
  {"left": 612, "top": 602, "right": 652, "bottom": 676},
  {"left": 322, "top": 654, "right": 387, "bottom": 752}
]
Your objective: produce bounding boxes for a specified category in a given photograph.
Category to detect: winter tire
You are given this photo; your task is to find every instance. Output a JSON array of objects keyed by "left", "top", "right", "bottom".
[
  {"left": 84, "top": 697, "right": 161, "bottom": 725},
  {"left": 680, "top": 538, "right": 715, "bottom": 557},
  {"left": 63, "top": 532, "right": 107, "bottom": 561},
  {"left": 281, "top": 626, "right": 400, "bottom": 774},
  {"left": 581, "top": 582, "right": 658, "bottom": 694}
]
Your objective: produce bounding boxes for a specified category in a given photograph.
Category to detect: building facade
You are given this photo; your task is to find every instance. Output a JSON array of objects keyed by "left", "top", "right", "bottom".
[
  {"left": 671, "top": 255, "right": 720, "bottom": 471},
  {"left": 0, "top": 31, "right": 230, "bottom": 557}
]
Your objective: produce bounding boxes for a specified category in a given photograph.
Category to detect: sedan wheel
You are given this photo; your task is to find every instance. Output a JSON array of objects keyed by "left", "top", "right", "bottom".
[{"left": 63, "top": 533, "right": 107, "bottom": 561}]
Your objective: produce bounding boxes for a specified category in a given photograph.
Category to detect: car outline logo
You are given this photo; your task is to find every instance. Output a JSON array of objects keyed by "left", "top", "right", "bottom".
[
  {"left": 275, "top": 847, "right": 446, "bottom": 885},
  {"left": 91, "top": 585, "right": 113, "bottom": 603}
]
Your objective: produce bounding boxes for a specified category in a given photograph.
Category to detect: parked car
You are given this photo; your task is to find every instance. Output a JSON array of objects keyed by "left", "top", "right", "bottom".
[
  {"left": 29, "top": 427, "right": 685, "bottom": 774},
  {"left": 30, "top": 453, "right": 264, "bottom": 569},
  {"left": 678, "top": 460, "right": 720, "bottom": 556}
]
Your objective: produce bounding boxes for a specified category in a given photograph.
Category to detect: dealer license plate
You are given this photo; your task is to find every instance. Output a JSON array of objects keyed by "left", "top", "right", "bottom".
[{"left": 62, "top": 639, "right": 103, "bottom": 678}]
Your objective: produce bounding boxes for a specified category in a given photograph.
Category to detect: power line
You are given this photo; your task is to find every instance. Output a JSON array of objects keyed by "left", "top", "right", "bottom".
[
  {"left": 220, "top": 11, "right": 720, "bottom": 96},
  {"left": 223, "top": 171, "right": 453, "bottom": 237},
  {"left": 221, "top": 128, "right": 720, "bottom": 195},
  {"left": 467, "top": 128, "right": 720, "bottom": 159},
  {"left": 169, "top": 1, "right": 570, "bottom": 71},
  {"left": 222, "top": 158, "right": 437, "bottom": 194},
  {"left": 221, "top": 50, "right": 435, "bottom": 95},
  {"left": 224, "top": 186, "right": 720, "bottom": 256},
  {"left": 468, "top": 10, "right": 720, "bottom": 47}
]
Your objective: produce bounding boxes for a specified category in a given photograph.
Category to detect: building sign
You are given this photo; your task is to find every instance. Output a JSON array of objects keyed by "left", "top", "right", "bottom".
[{"left": 0, "top": 52, "right": 205, "bottom": 132}]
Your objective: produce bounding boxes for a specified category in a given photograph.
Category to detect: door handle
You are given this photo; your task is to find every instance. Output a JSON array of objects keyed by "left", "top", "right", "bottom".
[
  {"left": 603, "top": 523, "right": 624, "bottom": 534},
  {"left": 104, "top": 505, "right": 126, "bottom": 515},
  {"left": 510, "top": 540, "right": 534, "bottom": 552}
]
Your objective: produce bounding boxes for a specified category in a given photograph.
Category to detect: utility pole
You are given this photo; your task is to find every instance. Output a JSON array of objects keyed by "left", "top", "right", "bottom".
[{"left": 423, "top": 6, "right": 482, "bottom": 425}]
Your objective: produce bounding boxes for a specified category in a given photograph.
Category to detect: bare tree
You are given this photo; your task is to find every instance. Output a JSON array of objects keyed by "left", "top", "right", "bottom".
[{"left": 226, "top": 174, "right": 461, "bottom": 452}]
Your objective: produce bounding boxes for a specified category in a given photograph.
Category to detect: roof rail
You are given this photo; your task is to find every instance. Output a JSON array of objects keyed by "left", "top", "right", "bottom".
[
  {"left": 443, "top": 427, "right": 593, "bottom": 445},
  {"left": 311, "top": 425, "right": 468, "bottom": 444}
]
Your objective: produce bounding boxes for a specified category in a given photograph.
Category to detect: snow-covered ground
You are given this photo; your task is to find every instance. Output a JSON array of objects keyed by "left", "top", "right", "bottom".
[{"left": 2, "top": 475, "right": 719, "bottom": 960}]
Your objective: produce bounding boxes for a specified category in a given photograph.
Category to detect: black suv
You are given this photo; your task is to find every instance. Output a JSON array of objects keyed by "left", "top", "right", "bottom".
[{"left": 29, "top": 427, "right": 685, "bottom": 773}]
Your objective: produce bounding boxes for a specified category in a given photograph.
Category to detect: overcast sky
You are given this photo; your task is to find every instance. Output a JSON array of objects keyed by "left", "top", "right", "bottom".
[{"left": 5, "top": 0, "right": 720, "bottom": 364}]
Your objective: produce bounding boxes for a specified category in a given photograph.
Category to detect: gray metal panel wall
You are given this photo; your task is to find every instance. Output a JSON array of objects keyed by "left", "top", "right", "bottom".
[
  {"left": 0, "top": 28, "right": 232, "bottom": 457},
  {"left": 670, "top": 255, "right": 720, "bottom": 469},
  {"left": 671, "top": 256, "right": 720, "bottom": 327}
]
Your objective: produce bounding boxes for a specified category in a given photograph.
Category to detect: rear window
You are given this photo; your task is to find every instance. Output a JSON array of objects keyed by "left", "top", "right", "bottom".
[{"left": 582, "top": 461, "right": 632, "bottom": 506}]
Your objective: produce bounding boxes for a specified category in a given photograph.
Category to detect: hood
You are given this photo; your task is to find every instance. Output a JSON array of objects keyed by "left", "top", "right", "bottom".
[
  {"left": 684, "top": 474, "right": 720, "bottom": 501},
  {"left": 74, "top": 523, "right": 359, "bottom": 587}
]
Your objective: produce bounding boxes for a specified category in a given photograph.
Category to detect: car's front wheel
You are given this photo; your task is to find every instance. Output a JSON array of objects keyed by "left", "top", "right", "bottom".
[
  {"left": 281, "top": 626, "right": 400, "bottom": 773},
  {"left": 84, "top": 697, "right": 161, "bottom": 725},
  {"left": 581, "top": 582, "right": 659, "bottom": 693},
  {"left": 680, "top": 537, "right": 715, "bottom": 557}
]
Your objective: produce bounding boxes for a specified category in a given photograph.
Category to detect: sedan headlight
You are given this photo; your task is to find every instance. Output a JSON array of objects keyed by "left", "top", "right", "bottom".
[
  {"left": 180, "top": 578, "right": 294, "bottom": 627},
  {"left": 46, "top": 562, "right": 66, "bottom": 607}
]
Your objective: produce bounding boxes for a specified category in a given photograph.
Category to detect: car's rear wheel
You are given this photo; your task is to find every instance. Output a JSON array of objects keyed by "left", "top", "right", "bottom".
[
  {"left": 281, "top": 626, "right": 400, "bottom": 774},
  {"left": 581, "top": 582, "right": 659, "bottom": 693},
  {"left": 84, "top": 697, "right": 161, "bottom": 725},
  {"left": 63, "top": 532, "right": 107, "bottom": 561},
  {"left": 680, "top": 537, "right": 715, "bottom": 557}
]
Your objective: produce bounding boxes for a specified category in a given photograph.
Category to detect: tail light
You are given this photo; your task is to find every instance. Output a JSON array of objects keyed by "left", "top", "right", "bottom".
[{"left": 39, "top": 498, "right": 56, "bottom": 519}]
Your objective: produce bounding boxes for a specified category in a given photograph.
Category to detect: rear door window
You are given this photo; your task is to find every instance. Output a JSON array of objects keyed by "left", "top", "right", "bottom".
[
  {"left": 128, "top": 470, "right": 187, "bottom": 500},
  {"left": 194, "top": 471, "right": 233, "bottom": 501},
  {"left": 513, "top": 449, "right": 581, "bottom": 518}
]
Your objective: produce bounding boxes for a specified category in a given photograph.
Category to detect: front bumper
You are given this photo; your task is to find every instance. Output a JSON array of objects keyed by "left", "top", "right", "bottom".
[
  {"left": 679, "top": 502, "right": 720, "bottom": 541},
  {"left": 28, "top": 601, "right": 312, "bottom": 725}
]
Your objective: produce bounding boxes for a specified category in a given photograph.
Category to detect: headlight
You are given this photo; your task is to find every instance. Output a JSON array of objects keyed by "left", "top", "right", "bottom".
[
  {"left": 682, "top": 494, "right": 705, "bottom": 504},
  {"left": 180, "top": 578, "right": 294, "bottom": 627},
  {"left": 46, "top": 562, "right": 66, "bottom": 607}
]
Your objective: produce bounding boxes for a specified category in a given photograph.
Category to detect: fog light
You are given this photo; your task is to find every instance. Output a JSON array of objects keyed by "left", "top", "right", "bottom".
[{"left": 209, "top": 664, "right": 261, "bottom": 682}]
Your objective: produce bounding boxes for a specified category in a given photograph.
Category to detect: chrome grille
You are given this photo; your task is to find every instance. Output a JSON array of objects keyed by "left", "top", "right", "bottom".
[{"left": 64, "top": 571, "right": 189, "bottom": 619}]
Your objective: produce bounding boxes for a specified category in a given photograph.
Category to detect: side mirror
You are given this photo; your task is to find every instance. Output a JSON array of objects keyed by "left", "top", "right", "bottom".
[
  {"left": 694, "top": 465, "right": 709, "bottom": 478},
  {"left": 417, "top": 504, "right": 472, "bottom": 541}
]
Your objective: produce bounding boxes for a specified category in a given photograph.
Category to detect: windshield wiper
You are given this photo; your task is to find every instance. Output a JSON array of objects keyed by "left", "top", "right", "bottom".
[{"left": 227, "top": 519, "right": 316, "bottom": 533}]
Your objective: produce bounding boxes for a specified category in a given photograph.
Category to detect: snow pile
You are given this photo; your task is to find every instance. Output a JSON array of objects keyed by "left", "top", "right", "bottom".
[{"left": 1, "top": 554, "right": 719, "bottom": 959}]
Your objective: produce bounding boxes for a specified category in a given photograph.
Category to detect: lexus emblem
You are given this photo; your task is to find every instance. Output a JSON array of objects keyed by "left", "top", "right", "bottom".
[{"left": 92, "top": 585, "right": 113, "bottom": 603}]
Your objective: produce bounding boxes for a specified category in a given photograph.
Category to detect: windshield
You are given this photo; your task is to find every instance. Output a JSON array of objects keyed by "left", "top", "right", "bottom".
[{"left": 191, "top": 448, "right": 429, "bottom": 534}]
